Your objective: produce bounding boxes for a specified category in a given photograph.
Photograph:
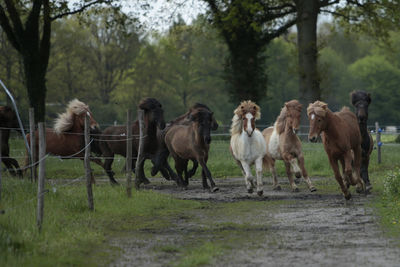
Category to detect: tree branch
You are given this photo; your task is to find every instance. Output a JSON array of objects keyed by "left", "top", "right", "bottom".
[
  {"left": 0, "top": 4, "right": 20, "bottom": 51},
  {"left": 4, "top": 0, "right": 24, "bottom": 36},
  {"left": 50, "top": 0, "right": 112, "bottom": 21},
  {"left": 264, "top": 18, "right": 297, "bottom": 43},
  {"left": 40, "top": 0, "right": 51, "bottom": 74}
]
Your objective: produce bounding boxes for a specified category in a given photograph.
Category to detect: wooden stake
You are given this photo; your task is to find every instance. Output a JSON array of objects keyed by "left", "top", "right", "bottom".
[
  {"left": 134, "top": 110, "right": 145, "bottom": 189},
  {"left": 85, "top": 115, "right": 94, "bottom": 211},
  {"left": 29, "top": 108, "right": 36, "bottom": 181},
  {"left": 126, "top": 110, "right": 133, "bottom": 197},
  {"left": 36, "top": 122, "right": 46, "bottom": 231}
]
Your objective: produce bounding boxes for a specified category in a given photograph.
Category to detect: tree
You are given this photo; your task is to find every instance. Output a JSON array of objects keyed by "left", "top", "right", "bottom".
[
  {"left": 0, "top": 0, "right": 121, "bottom": 122},
  {"left": 203, "top": 0, "right": 297, "bottom": 104}
]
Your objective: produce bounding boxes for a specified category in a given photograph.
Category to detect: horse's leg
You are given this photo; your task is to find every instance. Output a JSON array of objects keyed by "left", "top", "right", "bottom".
[
  {"left": 352, "top": 147, "right": 366, "bottom": 194},
  {"left": 187, "top": 160, "right": 198, "bottom": 178},
  {"left": 339, "top": 157, "right": 349, "bottom": 188},
  {"left": 174, "top": 157, "right": 187, "bottom": 188},
  {"left": 361, "top": 155, "right": 371, "bottom": 191},
  {"left": 240, "top": 160, "right": 255, "bottom": 193},
  {"left": 103, "top": 153, "right": 118, "bottom": 185},
  {"left": 2, "top": 157, "right": 17, "bottom": 176},
  {"left": 297, "top": 154, "right": 316, "bottom": 192},
  {"left": 284, "top": 161, "right": 298, "bottom": 192},
  {"left": 198, "top": 158, "right": 218, "bottom": 192},
  {"left": 136, "top": 158, "right": 150, "bottom": 185},
  {"left": 255, "top": 157, "right": 263, "bottom": 196},
  {"left": 8, "top": 157, "right": 22, "bottom": 178},
  {"left": 329, "top": 155, "right": 351, "bottom": 200},
  {"left": 263, "top": 156, "right": 280, "bottom": 190},
  {"left": 201, "top": 168, "right": 210, "bottom": 189}
]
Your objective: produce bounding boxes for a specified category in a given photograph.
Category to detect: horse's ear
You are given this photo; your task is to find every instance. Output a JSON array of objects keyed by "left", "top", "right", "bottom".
[
  {"left": 321, "top": 104, "right": 328, "bottom": 110},
  {"left": 367, "top": 93, "right": 371, "bottom": 104}
]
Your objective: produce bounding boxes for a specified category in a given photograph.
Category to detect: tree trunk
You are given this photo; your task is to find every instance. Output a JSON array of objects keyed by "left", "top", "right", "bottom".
[{"left": 296, "top": 0, "right": 320, "bottom": 123}]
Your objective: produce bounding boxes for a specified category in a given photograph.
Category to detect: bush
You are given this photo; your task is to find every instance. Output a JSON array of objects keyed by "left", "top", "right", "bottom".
[
  {"left": 395, "top": 135, "right": 400, "bottom": 143},
  {"left": 383, "top": 168, "right": 400, "bottom": 197}
]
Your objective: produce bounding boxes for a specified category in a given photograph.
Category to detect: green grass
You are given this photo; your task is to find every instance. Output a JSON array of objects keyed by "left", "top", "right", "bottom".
[{"left": 1, "top": 137, "right": 400, "bottom": 265}]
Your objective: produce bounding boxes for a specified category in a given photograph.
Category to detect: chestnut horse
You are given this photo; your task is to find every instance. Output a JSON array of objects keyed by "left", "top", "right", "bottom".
[
  {"left": 0, "top": 106, "right": 22, "bottom": 177},
  {"left": 307, "top": 101, "right": 365, "bottom": 200},
  {"left": 351, "top": 90, "right": 373, "bottom": 192},
  {"left": 230, "top": 100, "right": 266, "bottom": 196},
  {"left": 97, "top": 98, "right": 166, "bottom": 186},
  {"left": 26, "top": 99, "right": 101, "bottom": 183},
  {"left": 164, "top": 107, "right": 218, "bottom": 191},
  {"left": 262, "top": 100, "right": 316, "bottom": 192}
]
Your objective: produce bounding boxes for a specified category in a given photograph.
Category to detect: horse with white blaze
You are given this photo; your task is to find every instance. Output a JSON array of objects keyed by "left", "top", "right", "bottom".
[{"left": 230, "top": 100, "right": 266, "bottom": 196}]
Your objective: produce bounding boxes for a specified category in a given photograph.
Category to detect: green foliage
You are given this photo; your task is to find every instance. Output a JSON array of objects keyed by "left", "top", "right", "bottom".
[{"left": 383, "top": 169, "right": 400, "bottom": 198}]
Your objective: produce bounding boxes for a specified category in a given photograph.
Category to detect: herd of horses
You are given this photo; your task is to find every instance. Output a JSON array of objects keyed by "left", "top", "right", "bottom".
[{"left": 0, "top": 90, "right": 373, "bottom": 200}]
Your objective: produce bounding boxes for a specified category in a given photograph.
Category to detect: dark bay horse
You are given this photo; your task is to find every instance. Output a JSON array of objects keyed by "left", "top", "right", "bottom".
[
  {"left": 351, "top": 90, "right": 373, "bottom": 192},
  {"left": 97, "top": 98, "right": 166, "bottom": 186},
  {"left": 262, "top": 100, "right": 316, "bottom": 192},
  {"left": 0, "top": 106, "right": 22, "bottom": 177},
  {"left": 26, "top": 99, "right": 102, "bottom": 183},
  {"left": 164, "top": 107, "right": 219, "bottom": 191},
  {"left": 307, "top": 101, "right": 365, "bottom": 200}
]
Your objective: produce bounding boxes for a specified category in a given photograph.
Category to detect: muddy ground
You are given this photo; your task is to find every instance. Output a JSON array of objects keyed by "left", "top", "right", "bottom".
[{"left": 109, "top": 177, "right": 400, "bottom": 267}]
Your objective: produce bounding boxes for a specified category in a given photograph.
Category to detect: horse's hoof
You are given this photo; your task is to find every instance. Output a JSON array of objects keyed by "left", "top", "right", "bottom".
[
  {"left": 257, "top": 190, "right": 263, "bottom": 196},
  {"left": 203, "top": 185, "right": 210, "bottom": 190},
  {"left": 356, "top": 187, "right": 364, "bottom": 194},
  {"left": 295, "top": 172, "right": 301, "bottom": 179},
  {"left": 273, "top": 185, "right": 281, "bottom": 191},
  {"left": 247, "top": 188, "right": 253, "bottom": 194},
  {"left": 142, "top": 178, "right": 151, "bottom": 185},
  {"left": 211, "top": 187, "right": 219, "bottom": 193},
  {"left": 344, "top": 193, "right": 352, "bottom": 200},
  {"left": 292, "top": 187, "right": 300, "bottom": 193},
  {"left": 309, "top": 186, "right": 317, "bottom": 192}
]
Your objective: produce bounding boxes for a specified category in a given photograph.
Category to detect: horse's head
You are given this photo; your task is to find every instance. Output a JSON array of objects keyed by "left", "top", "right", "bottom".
[
  {"left": 284, "top": 100, "right": 302, "bottom": 134},
  {"left": 139, "top": 98, "right": 166, "bottom": 130},
  {"left": 234, "top": 100, "right": 260, "bottom": 137},
  {"left": 307, "top": 101, "right": 328, "bottom": 143},
  {"left": 0, "top": 106, "right": 18, "bottom": 129},
  {"left": 189, "top": 103, "right": 219, "bottom": 131},
  {"left": 351, "top": 90, "right": 371, "bottom": 124},
  {"left": 189, "top": 109, "right": 214, "bottom": 144},
  {"left": 54, "top": 99, "right": 99, "bottom": 134}
]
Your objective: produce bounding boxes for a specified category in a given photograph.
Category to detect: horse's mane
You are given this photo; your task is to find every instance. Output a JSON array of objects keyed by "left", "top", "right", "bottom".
[
  {"left": 307, "top": 100, "right": 329, "bottom": 118},
  {"left": 230, "top": 100, "right": 260, "bottom": 135},
  {"left": 54, "top": 99, "right": 89, "bottom": 134},
  {"left": 168, "top": 103, "right": 211, "bottom": 125},
  {"left": 139, "top": 97, "right": 162, "bottom": 111},
  {"left": 275, "top": 100, "right": 302, "bottom": 134},
  {"left": 350, "top": 90, "right": 371, "bottom": 106}
]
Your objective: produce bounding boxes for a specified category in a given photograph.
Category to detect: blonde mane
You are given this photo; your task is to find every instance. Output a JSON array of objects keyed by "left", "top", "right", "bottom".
[
  {"left": 54, "top": 99, "right": 89, "bottom": 134},
  {"left": 230, "top": 100, "right": 261, "bottom": 136},
  {"left": 275, "top": 100, "right": 302, "bottom": 134},
  {"left": 307, "top": 100, "right": 329, "bottom": 118}
]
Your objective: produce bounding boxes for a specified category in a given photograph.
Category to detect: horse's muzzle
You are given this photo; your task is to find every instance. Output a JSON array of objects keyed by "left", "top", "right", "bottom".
[{"left": 293, "top": 128, "right": 299, "bottom": 134}]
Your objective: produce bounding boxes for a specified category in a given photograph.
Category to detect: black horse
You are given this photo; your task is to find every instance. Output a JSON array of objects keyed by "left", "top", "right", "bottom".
[
  {"left": 96, "top": 98, "right": 167, "bottom": 185},
  {"left": 351, "top": 90, "right": 373, "bottom": 191},
  {"left": 0, "top": 106, "right": 22, "bottom": 177}
]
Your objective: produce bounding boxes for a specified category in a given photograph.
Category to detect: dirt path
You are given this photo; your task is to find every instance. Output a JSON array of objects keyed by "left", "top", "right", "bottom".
[{"left": 110, "top": 177, "right": 400, "bottom": 267}]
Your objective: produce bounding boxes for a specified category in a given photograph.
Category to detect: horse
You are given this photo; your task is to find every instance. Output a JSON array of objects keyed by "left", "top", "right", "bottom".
[
  {"left": 164, "top": 106, "right": 218, "bottom": 191},
  {"left": 0, "top": 106, "right": 22, "bottom": 177},
  {"left": 307, "top": 101, "right": 365, "bottom": 200},
  {"left": 230, "top": 100, "right": 266, "bottom": 196},
  {"left": 151, "top": 103, "right": 219, "bottom": 180},
  {"left": 351, "top": 90, "right": 373, "bottom": 192},
  {"left": 25, "top": 99, "right": 102, "bottom": 183},
  {"left": 97, "top": 98, "right": 166, "bottom": 186},
  {"left": 262, "top": 100, "right": 316, "bottom": 192}
]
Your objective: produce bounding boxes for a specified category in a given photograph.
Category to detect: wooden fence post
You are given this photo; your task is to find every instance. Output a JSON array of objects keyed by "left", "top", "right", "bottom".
[
  {"left": 29, "top": 108, "right": 36, "bottom": 181},
  {"left": 36, "top": 122, "right": 46, "bottom": 231},
  {"left": 0, "top": 130, "right": 2, "bottom": 201},
  {"left": 85, "top": 115, "right": 94, "bottom": 211},
  {"left": 126, "top": 110, "right": 133, "bottom": 197},
  {"left": 375, "top": 122, "right": 381, "bottom": 164},
  {"left": 134, "top": 110, "right": 145, "bottom": 189}
]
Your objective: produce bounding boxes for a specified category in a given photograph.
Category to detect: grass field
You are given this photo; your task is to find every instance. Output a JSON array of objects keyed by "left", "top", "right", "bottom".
[{"left": 1, "top": 136, "right": 399, "bottom": 266}]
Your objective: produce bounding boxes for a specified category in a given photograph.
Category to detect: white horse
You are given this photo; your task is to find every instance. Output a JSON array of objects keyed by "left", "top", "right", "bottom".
[{"left": 230, "top": 100, "right": 266, "bottom": 196}]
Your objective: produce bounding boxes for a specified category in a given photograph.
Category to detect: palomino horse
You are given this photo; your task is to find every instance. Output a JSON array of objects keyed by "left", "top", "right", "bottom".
[
  {"left": 262, "top": 100, "right": 316, "bottom": 192},
  {"left": 230, "top": 100, "right": 266, "bottom": 196},
  {"left": 351, "top": 90, "right": 373, "bottom": 192},
  {"left": 151, "top": 103, "right": 219, "bottom": 180},
  {"left": 307, "top": 101, "right": 365, "bottom": 200},
  {"left": 0, "top": 106, "right": 22, "bottom": 177},
  {"left": 164, "top": 107, "right": 218, "bottom": 191},
  {"left": 97, "top": 98, "right": 166, "bottom": 186},
  {"left": 26, "top": 99, "right": 102, "bottom": 183}
]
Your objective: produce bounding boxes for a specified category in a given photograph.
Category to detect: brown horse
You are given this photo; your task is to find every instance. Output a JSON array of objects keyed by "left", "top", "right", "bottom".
[
  {"left": 26, "top": 99, "right": 101, "bottom": 183},
  {"left": 262, "top": 100, "right": 316, "bottom": 192},
  {"left": 151, "top": 103, "right": 219, "bottom": 180},
  {"left": 307, "top": 101, "right": 365, "bottom": 200},
  {"left": 164, "top": 107, "right": 218, "bottom": 191},
  {"left": 351, "top": 90, "right": 373, "bottom": 192},
  {"left": 0, "top": 106, "right": 22, "bottom": 177},
  {"left": 97, "top": 98, "right": 166, "bottom": 186}
]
